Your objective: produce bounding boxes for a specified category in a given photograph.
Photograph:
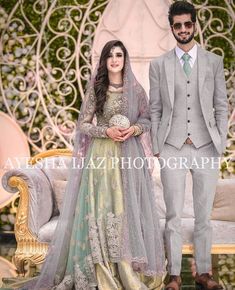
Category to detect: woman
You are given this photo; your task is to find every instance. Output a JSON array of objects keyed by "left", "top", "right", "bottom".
[{"left": 21, "top": 40, "right": 165, "bottom": 290}]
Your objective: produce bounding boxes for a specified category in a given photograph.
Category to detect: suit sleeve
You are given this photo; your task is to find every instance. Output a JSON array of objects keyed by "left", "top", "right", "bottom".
[
  {"left": 149, "top": 61, "right": 163, "bottom": 155},
  {"left": 213, "top": 57, "right": 228, "bottom": 153}
]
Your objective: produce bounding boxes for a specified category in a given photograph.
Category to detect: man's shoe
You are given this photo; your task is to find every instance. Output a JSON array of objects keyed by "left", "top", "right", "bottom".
[
  {"left": 195, "top": 273, "right": 224, "bottom": 290},
  {"left": 165, "top": 275, "right": 182, "bottom": 290}
]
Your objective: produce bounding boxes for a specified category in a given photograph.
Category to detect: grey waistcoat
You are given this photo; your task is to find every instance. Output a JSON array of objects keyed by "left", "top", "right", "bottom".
[{"left": 166, "top": 54, "right": 212, "bottom": 149}]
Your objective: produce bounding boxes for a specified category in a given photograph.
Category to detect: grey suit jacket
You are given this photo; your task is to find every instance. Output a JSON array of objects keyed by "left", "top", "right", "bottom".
[{"left": 149, "top": 46, "right": 228, "bottom": 155}]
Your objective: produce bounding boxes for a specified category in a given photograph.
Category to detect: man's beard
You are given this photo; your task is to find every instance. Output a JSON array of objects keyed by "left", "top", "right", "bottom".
[{"left": 173, "top": 30, "right": 195, "bottom": 44}]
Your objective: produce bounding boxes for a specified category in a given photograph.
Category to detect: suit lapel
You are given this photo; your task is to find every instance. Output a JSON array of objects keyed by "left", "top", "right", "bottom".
[
  {"left": 197, "top": 46, "right": 208, "bottom": 99},
  {"left": 164, "top": 49, "right": 175, "bottom": 107},
  {"left": 164, "top": 46, "right": 208, "bottom": 104}
]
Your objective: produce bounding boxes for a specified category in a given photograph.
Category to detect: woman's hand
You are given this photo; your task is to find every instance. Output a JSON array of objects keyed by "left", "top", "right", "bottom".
[
  {"left": 120, "top": 126, "right": 135, "bottom": 141},
  {"left": 106, "top": 126, "right": 125, "bottom": 141}
]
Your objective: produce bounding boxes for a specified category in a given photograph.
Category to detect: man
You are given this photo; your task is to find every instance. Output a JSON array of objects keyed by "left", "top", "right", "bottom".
[{"left": 149, "top": 1, "right": 228, "bottom": 290}]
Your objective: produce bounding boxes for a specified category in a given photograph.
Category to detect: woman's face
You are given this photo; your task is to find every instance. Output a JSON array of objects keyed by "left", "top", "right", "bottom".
[{"left": 106, "top": 46, "right": 125, "bottom": 74}]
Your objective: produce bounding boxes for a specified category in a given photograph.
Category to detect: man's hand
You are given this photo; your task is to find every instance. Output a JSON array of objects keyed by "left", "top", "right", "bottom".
[
  {"left": 106, "top": 126, "right": 124, "bottom": 141},
  {"left": 154, "top": 153, "right": 160, "bottom": 158}
]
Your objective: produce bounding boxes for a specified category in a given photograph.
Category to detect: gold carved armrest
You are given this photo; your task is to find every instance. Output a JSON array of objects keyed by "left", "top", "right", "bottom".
[
  {"left": 7, "top": 176, "right": 49, "bottom": 275},
  {"left": 2, "top": 149, "right": 72, "bottom": 275}
]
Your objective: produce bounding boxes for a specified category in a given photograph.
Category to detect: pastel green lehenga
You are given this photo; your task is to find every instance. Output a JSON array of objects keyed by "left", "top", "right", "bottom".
[{"left": 63, "top": 91, "right": 163, "bottom": 289}]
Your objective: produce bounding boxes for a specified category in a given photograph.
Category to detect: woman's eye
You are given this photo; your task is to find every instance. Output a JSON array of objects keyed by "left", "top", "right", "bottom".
[{"left": 116, "top": 53, "right": 123, "bottom": 57}]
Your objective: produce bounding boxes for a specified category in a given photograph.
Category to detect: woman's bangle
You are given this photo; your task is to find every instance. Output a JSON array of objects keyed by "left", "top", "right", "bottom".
[{"left": 132, "top": 125, "right": 142, "bottom": 136}]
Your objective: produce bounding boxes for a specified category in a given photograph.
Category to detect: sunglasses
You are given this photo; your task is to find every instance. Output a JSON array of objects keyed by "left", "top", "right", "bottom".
[{"left": 172, "top": 21, "right": 194, "bottom": 30}]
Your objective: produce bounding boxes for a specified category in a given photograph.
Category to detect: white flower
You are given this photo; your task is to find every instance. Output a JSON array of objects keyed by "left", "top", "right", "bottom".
[
  {"left": 15, "top": 48, "right": 22, "bottom": 57},
  {"left": 12, "top": 22, "right": 18, "bottom": 29},
  {"left": 18, "top": 66, "right": 25, "bottom": 72},
  {"left": 22, "top": 48, "right": 27, "bottom": 54},
  {"left": 8, "top": 214, "right": 15, "bottom": 224},
  {"left": 3, "top": 34, "right": 9, "bottom": 40},
  {"left": 1, "top": 65, "right": 11, "bottom": 73},
  {"left": 7, "top": 74, "right": 14, "bottom": 81},
  {"left": 1, "top": 214, "right": 8, "bottom": 222},
  {"left": 29, "top": 60, "right": 35, "bottom": 67},
  {"left": 21, "top": 58, "right": 28, "bottom": 65}
]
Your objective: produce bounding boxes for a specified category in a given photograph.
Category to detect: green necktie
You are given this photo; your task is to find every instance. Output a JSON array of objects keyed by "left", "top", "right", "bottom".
[{"left": 182, "top": 53, "right": 191, "bottom": 77}]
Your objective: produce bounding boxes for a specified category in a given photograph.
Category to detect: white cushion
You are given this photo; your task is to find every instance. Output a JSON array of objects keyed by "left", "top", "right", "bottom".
[
  {"left": 38, "top": 216, "right": 59, "bottom": 243},
  {"left": 211, "top": 179, "right": 235, "bottom": 222}
]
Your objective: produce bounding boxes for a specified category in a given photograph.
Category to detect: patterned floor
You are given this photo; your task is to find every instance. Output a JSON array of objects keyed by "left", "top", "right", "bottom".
[{"left": 0, "top": 232, "right": 234, "bottom": 289}]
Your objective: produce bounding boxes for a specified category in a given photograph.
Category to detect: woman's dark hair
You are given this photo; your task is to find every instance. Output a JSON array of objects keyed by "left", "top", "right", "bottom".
[
  {"left": 94, "top": 40, "right": 127, "bottom": 114},
  {"left": 168, "top": 1, "right": 196, "bottom": 26}
]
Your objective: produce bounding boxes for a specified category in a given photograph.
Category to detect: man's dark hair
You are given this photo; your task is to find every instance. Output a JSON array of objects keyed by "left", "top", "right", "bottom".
[{"left": 168, "top": 1, "right": 196, "bottom": 25}]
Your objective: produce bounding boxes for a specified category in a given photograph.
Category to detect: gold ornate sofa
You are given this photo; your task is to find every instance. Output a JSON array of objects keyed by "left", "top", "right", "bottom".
[{"left": 2, "top": 149, "right": 235, "bottom": 274}]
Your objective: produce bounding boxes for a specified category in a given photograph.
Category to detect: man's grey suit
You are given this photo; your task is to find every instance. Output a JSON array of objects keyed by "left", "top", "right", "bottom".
[{"left": 149, "top": 46, "right": 228, "bottom": 275}]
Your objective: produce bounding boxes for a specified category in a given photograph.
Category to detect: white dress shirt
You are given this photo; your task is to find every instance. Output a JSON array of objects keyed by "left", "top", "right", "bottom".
[{"left": 175, "top": 44, "right": 197, "bottom": 68}]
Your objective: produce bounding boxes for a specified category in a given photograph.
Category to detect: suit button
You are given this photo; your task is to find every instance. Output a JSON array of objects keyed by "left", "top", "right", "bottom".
[
  {"left": 188, "top": 120, "right": 190, "bottom": 123},
  {"left": 188, "top": 133, "right": 191, "bottom": 136},
  {"left": 187, "top": 94, "right": 190, "bottom": 97},
  {"left": 188, "top": 107, "right": 190, "bottom": 110},
  {"left": 187, "top": 81, "right": 190, "bottom": 84}
]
